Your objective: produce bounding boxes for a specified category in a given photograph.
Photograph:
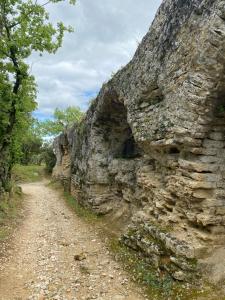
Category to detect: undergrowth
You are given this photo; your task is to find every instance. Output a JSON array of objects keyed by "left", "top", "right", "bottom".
[
  {"left": 49, "top": 180, "right": 100, "bottom": 223},
  {"left": 64, "top": 191, "right": 100, "bottom": 222},
  {"left": 12, "top": 164, "right": 45, "bottom": 183},
  {"left": 0, "top": 187, "right": 24, "bottom": 242}
]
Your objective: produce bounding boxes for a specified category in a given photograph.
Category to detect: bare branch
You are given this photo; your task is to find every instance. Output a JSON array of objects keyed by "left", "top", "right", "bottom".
[{"left": 41, "top": 1, "right": 51, "bottom": 7}]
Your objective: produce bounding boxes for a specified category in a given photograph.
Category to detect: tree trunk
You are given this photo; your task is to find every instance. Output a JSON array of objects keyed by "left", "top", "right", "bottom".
[
  {"left": 0, "top": 6, "right": 22, "bottom": 200},
  {"left": 0, "top": 145, "right": 11, "bottom": 198}
]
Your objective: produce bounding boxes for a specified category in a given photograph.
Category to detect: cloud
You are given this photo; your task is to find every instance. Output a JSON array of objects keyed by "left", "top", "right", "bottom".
[{"left": 31, "top": 0, "right": 162, "bottom": 118}]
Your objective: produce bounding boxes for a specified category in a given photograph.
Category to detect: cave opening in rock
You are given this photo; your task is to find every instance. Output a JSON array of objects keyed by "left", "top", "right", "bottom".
[
  {"left": 60, "top": 144, "right": 65, "bottom": 156},
  {"left": 168, "top": 147, "right": 180, "bottom": 155},
  {"left": 121, "top": 130, "right": 142, "bottom": 159},
  {"left": 95, "top": 95, "right": 142, "bottom": 160},
  {"left": 214, "top": 89, "right": 225, "bottom": 116}
]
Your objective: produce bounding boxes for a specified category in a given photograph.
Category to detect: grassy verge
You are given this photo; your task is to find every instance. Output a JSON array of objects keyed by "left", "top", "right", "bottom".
[
  {"left": 0, "top": 186, "right": 24, "bottom": 243},
  {"left": 64, "top": 192, "right": 100, "bottom": 222},
  {"left": 12, "top": 164, "right": 45, "bottom": 183},
  {"left": 49, "top": 180, "right": 100, "bottom": 223}
]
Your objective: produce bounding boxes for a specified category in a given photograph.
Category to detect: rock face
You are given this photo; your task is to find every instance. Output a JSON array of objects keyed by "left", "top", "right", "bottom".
[
  {"left": 53, "top": 0, "right": 225, "bottom": 281},
  {"left": 53, "top": 127, "right": 74, "bottom": 190}
]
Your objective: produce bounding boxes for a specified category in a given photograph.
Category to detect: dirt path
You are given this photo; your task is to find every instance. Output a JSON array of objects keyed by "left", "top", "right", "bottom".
[{"left": 0, "top": 181, "right": 145, "bottom": 300}]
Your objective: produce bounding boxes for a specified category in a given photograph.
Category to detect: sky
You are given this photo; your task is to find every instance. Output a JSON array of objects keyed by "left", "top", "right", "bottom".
[{"left": 32, "top": 0, "right": 162, "bottom": 121}]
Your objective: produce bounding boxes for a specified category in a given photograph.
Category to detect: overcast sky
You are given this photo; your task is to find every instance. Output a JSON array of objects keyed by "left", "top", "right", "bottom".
[{"left": 32, "top": 0, "right": 162, "bottom": 120}]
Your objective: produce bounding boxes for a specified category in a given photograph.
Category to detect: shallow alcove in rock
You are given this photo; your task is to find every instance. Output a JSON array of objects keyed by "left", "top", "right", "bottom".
[
  {"left": 121, "top": 133, "right": 142, "bottom": 159},
  {"left": 168, "top": 146, "right": 180, "bottom": 155},
  {"left": 84, "top": 94, "right": 144, "bottom": 216},
  {"left": 93, "top": 96, "right": 141, "bottom": 161}
]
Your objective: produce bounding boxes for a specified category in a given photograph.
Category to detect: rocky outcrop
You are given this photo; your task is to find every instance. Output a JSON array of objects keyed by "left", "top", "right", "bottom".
[
  {"left": 52, "top": 127, "right": 75, "bottom": 190},
  {"left": 53, "top": 0, "right": 225, "bottom": 282}
]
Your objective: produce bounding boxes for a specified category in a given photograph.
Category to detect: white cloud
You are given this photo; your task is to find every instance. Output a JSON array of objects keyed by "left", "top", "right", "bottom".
[{"left": 31, "top": 0, "right": 162, "bottom": 118}]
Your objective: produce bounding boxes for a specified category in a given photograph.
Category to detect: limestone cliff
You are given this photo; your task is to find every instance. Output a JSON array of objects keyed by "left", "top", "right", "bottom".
[{"left": 53, "top": 0, "right": 225, "bottom": 282}]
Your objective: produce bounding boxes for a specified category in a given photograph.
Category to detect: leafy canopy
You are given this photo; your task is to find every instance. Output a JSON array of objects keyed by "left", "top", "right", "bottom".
[
  {"left": 0, "top": 0, "right": 75, "bottom": 187},
  {"left": 0, "top": 0, "right": 75, "bottom": 62},
  {"left": 0, "top": 0, "right": 76, "bottom": 138},
  {"left": 37, "top": 106, "right": 84, "bottom": 137}
]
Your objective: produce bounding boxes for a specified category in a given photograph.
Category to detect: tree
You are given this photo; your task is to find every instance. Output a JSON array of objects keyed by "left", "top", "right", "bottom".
[
  {"left": 20, "top": 123, "right": 43, "bottom": 165},
  {"left": 0, "top": 0, "right": 75, "bottom": 193},
  {"left": 10, "top": 116, "right": 41, "bottom": 165},
  {"left": 41, "top": 142, "right": 56, "bottom": 174},
  {"left": 37, "top": 106, "right": 84, "bottom": 137}
]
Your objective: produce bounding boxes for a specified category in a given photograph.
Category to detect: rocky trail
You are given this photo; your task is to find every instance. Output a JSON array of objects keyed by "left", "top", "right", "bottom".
[{"left": 0, "top": 181, "right": 144, "bottom": 300}]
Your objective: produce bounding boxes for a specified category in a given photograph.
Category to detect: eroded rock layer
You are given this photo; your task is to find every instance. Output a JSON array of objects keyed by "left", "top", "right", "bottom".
[{"left": 53, "top": 0, "right": 225, "bottom": 281}]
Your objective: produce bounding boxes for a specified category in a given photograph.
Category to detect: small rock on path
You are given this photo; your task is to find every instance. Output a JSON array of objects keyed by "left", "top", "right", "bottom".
[{"left": 0, "top": 181, "right": 144, "bottom": 300}]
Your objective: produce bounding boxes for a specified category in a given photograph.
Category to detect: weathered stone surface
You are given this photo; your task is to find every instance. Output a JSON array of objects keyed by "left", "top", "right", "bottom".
[
  {"left": 52, "top": 127, "right": 75, "bottom": 190},
  {"left": 53, "top": 0, "right": 225, "bottom": 282}
]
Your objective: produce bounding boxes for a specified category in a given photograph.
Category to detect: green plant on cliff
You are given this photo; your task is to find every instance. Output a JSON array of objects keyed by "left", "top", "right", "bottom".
[{"left": 0, "top": 0, "right": 75, "bottom": 193}]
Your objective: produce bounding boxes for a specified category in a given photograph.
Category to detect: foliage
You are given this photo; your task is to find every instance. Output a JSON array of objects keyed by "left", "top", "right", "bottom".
[
  {"left": 12, "top": 118, "right": 43, "bottom": 165},
  {"left": 12, "top": 164, "right": 45, "bottom": 182},
  {"left": 37, "top": 106, "right": 84, "bottom": 137},
  {"left": 64, "top": 192, "right": 100, "bottom": 222},
  {"left": 41, "top": 143, "right": 56, "bottom": 173},
  {"left": 21, "top": 135, "right": 43, "bottom": 165},
  {"left": 0, "top": 0, "right": 75, "bottom": 190},
  {"left": 0, "top": 185, "right": 23, "bottom": 241}
]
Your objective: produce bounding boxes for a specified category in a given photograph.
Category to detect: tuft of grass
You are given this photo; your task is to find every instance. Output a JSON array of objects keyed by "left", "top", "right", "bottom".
[
  {"left": 49, "top": 180, "right": 100, "bottom": 223},
  {"left": 64, "top": 191, "right": 100, "bottom": 223},
  {"left": 12, "top": 164, "right": 45, "bottom": 183},
  {"left": 0, "top": 187, "right": 24, "bottom": 242}
]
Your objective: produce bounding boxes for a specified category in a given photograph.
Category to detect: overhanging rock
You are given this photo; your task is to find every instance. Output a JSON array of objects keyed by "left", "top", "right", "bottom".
[{"left": 53, "top": 0, "right": 225, "bottom": 282}]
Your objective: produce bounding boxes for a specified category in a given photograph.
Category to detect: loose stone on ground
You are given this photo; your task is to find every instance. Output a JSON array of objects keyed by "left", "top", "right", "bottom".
[{"left": 0, "top": 181, "right": 144, "bottom": 300}]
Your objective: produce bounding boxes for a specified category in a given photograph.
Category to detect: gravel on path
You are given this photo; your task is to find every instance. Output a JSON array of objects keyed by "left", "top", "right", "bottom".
[{"left": 0, "top": 181, "right": 145, "bottom": 300}]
